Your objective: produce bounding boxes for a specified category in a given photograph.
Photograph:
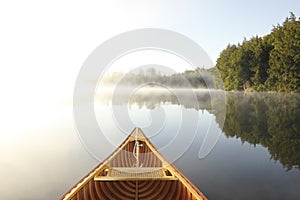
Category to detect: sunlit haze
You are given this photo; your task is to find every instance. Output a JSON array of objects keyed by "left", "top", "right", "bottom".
[
  {"left": 0, "top": 1, "right": 299, "bottom": 199},
  {"left": 0, "top": 1, "right": 298, "bottom": 134}
]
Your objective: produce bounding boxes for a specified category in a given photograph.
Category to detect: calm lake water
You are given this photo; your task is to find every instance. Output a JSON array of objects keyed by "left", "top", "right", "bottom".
[{"left": 1, "top": 90, "right": 299, "bottom": 200}]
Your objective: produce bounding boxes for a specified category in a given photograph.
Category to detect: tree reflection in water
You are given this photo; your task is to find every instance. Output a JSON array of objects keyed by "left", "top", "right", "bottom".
[
  {"left": 219, "top": 92, "right": 300, "bottom": 171},
  {"left": 97, "top": 90, "right": 300, "bottom": 171}
]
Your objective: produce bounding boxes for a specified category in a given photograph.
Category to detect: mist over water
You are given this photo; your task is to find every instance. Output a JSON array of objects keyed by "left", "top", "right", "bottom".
[{"left": 1, "top": 90, "right": 299, "bottom": 199}]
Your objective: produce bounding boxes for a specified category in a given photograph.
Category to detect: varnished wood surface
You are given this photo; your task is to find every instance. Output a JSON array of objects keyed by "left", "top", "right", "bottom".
[{"left": 60, "top": 128, "right": 207, "bottom": 200}]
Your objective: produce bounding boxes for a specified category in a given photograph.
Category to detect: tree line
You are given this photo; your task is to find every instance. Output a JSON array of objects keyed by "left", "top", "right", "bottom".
[
  {"left": 215, "top": 13, "right": 300, "bottom": 92},
  {"left": 102, "top": 67, "right": 214, "bottom": 88}
]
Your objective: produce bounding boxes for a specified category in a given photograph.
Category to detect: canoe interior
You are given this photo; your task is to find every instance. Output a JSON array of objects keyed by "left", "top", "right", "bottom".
[{"left": 61, "top": 128, "right": 207, "bottom": 200}]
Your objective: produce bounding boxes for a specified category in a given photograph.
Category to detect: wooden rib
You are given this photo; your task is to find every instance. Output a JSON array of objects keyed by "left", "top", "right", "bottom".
[
  {"left": 60, "top": 130, "right": 135, "bottom": 200},
  {"left": 60, "top": 128, "right": 207, "bottom": 200},
  {"left": 142, "top": 131, "right": 206, "bottom": 199},
  {"left": 94, "top": 181, "right": 102, "bottom": 199}
]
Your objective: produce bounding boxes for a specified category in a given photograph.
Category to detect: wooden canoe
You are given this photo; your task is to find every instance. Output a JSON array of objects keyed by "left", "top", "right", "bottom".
[{"left": 60, "top": 128, "right": 207, "bottom": 200}]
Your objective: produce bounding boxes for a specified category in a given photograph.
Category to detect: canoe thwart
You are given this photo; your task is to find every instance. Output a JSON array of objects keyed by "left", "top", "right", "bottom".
[{"left": 94, "top": 167, "right": 177, "bottom": 181}]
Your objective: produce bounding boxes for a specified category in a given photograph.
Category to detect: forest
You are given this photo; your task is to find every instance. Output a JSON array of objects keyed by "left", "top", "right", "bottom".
[
  {"left": 102, "top": 13, "right": 299, "bottom": 93},
  {"left": 215, "top": 13, "right": 300, "bottom": 92},
  {"left": 101, "top": 67, "right": 215, "bottom": 89}
]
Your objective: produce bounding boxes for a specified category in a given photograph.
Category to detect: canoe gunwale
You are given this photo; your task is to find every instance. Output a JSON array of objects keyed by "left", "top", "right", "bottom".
[{"left": 60, "top": 128, "right": 207, "bottom": 200}]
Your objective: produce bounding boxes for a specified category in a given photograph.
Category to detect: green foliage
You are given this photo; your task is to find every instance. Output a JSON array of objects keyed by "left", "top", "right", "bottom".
[
  {"left": 266, "top": 13, "right": 300, "bottom": 92},
  {"left": 216, "top": 13, "right": 300, "bottom": 92},
  {"left": 217, "top": 92, "right": 300, "bottom": 170},
  {"left": 216, "top": 44, "right": 238, "bottom": 90}
]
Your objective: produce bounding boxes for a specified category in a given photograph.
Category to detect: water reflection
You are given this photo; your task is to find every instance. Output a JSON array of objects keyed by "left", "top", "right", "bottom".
[
  {"left": 94, "top": 88, "right": 224, "bottom": 163},
  {"left": 2, "top": 91, "right": 299, "bottom": 200},
  {"left": 97, "top": 88, "right": 213, "bottom": 110},
  {"left": 220, "top": 92, "right": 300, "bottom": 171},
  {"left": 97, "top": 90, "right": 300, "bottom": 170}
]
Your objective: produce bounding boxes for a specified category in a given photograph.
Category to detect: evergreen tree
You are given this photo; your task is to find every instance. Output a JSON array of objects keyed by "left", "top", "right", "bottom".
[
  {"left": 216, "top": 44, "right": 238, "bottom": 90},
  {"left": 216, "top": 12, "right": 299, "bottom": 92},
  {"left": 266, "top": 13, "right": 300, "bottom": 92}
]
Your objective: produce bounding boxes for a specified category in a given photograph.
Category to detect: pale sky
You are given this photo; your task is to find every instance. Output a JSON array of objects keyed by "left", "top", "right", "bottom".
[
  {"left": 0, "top": 2, "right": 299, "bottom": 198},
  {"left": 0, "top": 0, "right": 299, "bottom": 135}
]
